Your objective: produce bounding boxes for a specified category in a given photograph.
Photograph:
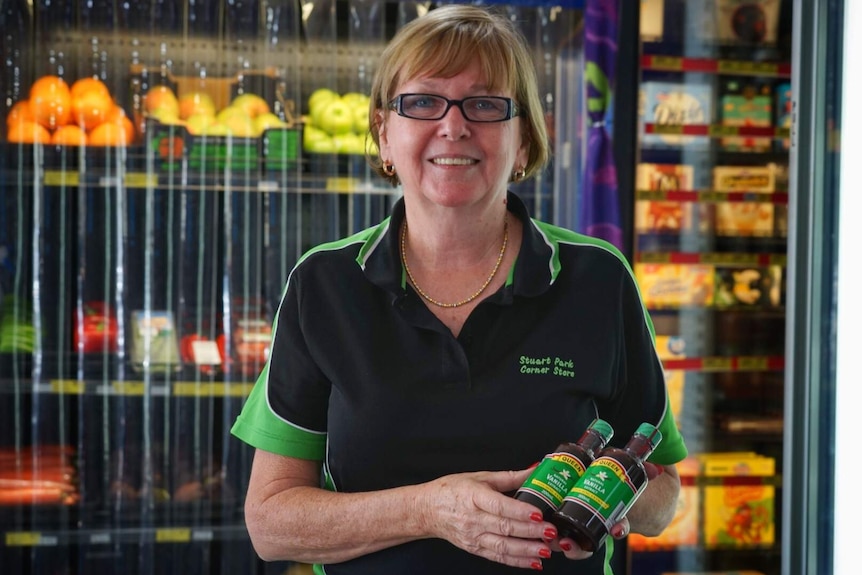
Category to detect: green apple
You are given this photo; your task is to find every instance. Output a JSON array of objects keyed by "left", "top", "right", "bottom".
[
  {"left": 227, "top": 116, "right": 258, "bottom": 137},
  {"left": 217, "top": 105, "right": 248, "bottom": 124},
  {"left": 341, "top": 92, "right": 369, "bottom": 107},
  {"left": 186, "top": 113, "right": 216, "bottom": 135},
  {"left": 303, "top": 124, "right": 335, "bottom": 153},
  {"left": 308, "top": 88, "right": 339, "bottom": 113},
  {"left": 352, "top": 104, "right": 370, "bottom": 134},
  {"left": 231, "top": 93, "right": 270, "bottom": 118},
  {"left": 253, "top": 112, "right": 286, "bottom": 134},
  {"left": 333, "top": 132, "right": 366, "bottom": 155},
  {"left": 318, "top": 98, "right": 355, "bottom": 136}
]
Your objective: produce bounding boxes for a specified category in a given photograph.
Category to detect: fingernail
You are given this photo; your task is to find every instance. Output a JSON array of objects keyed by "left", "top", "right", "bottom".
[
  {"left": 530, "top": 512, "right": 544, "bottom": 522},
  {"left": 538, "top": 548, "right": 551, "bottom": 559},
  {"left": 543, "top": 527, "right": 557, "bottom": 539},
  {"left": 560, "top": 542, "right": 572, "bottom": 551},
  {"left": 531, "top": 561, "right": 543, "bottom": 571}
]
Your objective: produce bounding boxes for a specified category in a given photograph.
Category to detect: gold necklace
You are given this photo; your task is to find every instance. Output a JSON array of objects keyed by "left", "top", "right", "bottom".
[{"left": 400, "top": 216, "right": 508, "bottom": 308}]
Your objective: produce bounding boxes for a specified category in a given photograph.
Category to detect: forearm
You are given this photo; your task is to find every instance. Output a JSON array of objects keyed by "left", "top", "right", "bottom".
[
  {"left": 245, "top": 481, "right": 429, "bottom": 564},
  {"left": 625, "top": 464, "right": 681, "bottom": 537}
]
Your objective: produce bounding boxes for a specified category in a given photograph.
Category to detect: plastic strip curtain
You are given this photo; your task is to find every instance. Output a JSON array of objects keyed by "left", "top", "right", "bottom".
[{"left": 577, "top": 0, "right": 622, "bottom": 250}]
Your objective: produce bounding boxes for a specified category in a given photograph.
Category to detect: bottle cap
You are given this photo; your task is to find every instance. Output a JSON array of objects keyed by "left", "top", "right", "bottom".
[
  {"left": 588, "top": 419, "right": 614, "bottom": 442},
  {"left": 635, "top": 422, "right": 663, "bottom": 448}
]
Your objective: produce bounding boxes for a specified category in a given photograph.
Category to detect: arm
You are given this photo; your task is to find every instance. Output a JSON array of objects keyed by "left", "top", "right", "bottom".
[
  {"left": 625, "top": 462, "right": 681, "bottom": 536},
  {"left": 243, "top": 449, "right": 556, "bottom": 569}
]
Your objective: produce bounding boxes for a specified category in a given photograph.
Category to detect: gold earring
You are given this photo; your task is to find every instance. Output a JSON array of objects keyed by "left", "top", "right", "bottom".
[
  {"left": 383, "top": 162, "right": 396, "bottom": 177},
  {"left": 512, "top": 167, "right": 526, "bottom": 182}
]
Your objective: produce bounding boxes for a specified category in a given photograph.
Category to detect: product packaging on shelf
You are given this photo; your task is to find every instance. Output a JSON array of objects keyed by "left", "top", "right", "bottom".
[
  {"left": 635, "top": 264, "right": 716, "bottom": 308},
  {"left": 714, "top": 265, "right": 784, "bottom": 308},
  {"left": 713, "top": 165, "right": 778, "bottom": 237},
  {"left": 130, "top": 310, "right": 182, "bottom": 373},
  {"left": 719, "top": 78, "right": 773, "bottom": 153},
  {"left": 639, "top": 81, "right": 713, "bottom": 149},
  {"left": 654, "top": 335, "right": 686, "bottom": 427},
  {"left": 710, "top": 0, "right": 782, "bottom": 45},
  {"left": 636, "top": 163, "right": 695, "bottom": 234},
  {"left": 700, "top": 452, "right": 776, "bottom": 547}
]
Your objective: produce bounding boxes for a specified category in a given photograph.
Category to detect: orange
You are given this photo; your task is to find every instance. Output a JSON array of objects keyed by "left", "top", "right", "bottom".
[
  {"left": 72, "top": 89, "right": 113, "bottom": 131},
  {"left": 88, "top": 122, "right": 127, "bottom": 147},
  {"left": 144, "top": 85, "right": 179, "bottom": 118},
  {"left": 70, "top": 77, "right": 110, "bottom": 101},
  {"left": 6, "top": 100, "right": 34, "bottom": 128},
  {"left": 52, "top": 124, "right": 87, "bottom": 146},
  {"left": 104, "top": 105, "right": 136, "bottom": 144},
  {"left": 7, "top": 120, "right": 52, "bottom": 144},
  {"left": 29, "top": 75, "right": 72, "bottom": 129}
]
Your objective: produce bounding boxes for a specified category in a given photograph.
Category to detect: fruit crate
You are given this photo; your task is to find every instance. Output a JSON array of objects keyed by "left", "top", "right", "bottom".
[{"left": 130, "top": 66, "right": 300, "bottom": 177}]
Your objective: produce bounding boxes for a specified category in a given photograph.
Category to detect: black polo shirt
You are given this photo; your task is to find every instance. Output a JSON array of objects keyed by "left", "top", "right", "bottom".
[{"left": 231, "top": 192, "right": 688, "bottom": 575}]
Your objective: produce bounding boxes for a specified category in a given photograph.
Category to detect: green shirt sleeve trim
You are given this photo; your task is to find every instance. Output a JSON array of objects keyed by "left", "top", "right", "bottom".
[{"left": 230, "top": 364, "right": 327, "bottom": 460}]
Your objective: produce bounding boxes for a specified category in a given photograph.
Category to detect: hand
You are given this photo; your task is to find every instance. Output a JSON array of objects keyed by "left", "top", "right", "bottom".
[
  {"left": 553, "top": 461, "right": 669, "bottom": 558},
  {"left": 417, "top": 468, "right": 554, "bottom": 570}
]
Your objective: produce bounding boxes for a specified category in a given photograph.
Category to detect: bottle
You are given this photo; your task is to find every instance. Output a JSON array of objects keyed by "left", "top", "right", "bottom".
[
  {"left": 514, "top": 419, "right": 614, "bottom": 520},
  {"left": 552, "top": 422, "right": 663, "bottom": 552}
]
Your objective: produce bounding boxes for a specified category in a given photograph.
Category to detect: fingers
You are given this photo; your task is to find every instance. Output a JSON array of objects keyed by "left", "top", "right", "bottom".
[
  {"left": 425, "top": 471, "right": 556, "bottom": 569},
  {"left": 548, "top": 537, "right": 594, "bottom": 560}
]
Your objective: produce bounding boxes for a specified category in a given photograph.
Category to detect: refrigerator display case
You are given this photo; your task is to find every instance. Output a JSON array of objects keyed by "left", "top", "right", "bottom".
[
  {"left": 0, "top": 2, "right": 581, "bottom": 574},
  {"left": 628, "top": 1, "right": 792, "bottom": 574}
]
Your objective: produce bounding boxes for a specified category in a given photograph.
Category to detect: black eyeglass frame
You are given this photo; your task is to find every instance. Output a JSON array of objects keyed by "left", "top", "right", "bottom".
[{"left": 386, "top": 93, "right": 522, "bottom": 123}]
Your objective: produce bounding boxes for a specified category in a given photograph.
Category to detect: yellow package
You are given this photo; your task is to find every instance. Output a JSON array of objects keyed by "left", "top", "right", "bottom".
[{"left": 700, "top": 453, "right": 775, "bottom": 547}]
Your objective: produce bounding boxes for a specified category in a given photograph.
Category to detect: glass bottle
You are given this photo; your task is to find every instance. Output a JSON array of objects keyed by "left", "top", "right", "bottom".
[
  {"left": 514, "top": 419, "right": 614, "bottom": 520},
  {"left": 552, "top": 422, "right": 663, "bottom": 551}
]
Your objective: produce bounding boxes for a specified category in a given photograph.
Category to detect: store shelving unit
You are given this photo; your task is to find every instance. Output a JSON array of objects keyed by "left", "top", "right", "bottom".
[{"left": 628, "top": 1, "right": 792, "bottom": 573}]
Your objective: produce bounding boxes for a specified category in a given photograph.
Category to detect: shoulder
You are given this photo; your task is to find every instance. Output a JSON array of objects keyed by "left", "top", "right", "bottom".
[
  {"left": 528, "top": 219, "right": 633, "bottom": 279},
  {"left": 293, "top": 218, "right": 390, "bottom": 275}
]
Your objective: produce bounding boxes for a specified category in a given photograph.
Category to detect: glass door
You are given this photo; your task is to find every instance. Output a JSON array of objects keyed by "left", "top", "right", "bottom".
[{"left": 629, "top": 1, "right": 793, "bottom": 573}]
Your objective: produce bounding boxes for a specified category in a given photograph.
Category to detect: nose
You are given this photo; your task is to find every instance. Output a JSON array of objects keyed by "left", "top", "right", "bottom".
[{"left": 438, "top": 103, "right": 471, "bottom": 139}]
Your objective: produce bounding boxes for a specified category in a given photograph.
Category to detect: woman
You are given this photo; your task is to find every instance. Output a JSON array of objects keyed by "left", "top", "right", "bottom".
[{"left": 231, "top": 5, "right": 687, "bottom": 574}]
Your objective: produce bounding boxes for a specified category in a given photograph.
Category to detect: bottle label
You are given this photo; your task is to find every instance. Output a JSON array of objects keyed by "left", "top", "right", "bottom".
[
  {"left": 516, "top": 452, "right": 588, "bottom": 509},
  {"left": 562, "top": 456, "right": 643, "bottom": 526}
]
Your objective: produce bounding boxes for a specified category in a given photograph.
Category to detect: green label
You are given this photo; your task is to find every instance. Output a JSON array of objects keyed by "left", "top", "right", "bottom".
[
  {"left": 562, "top": 457, "right": 643, "bottom": 526},
  {"left": 517, "top": 452, "right": 588, "bottom": 508}
]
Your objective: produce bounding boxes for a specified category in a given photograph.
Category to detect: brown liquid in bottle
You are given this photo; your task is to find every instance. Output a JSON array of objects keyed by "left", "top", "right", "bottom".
[
  {"left": 514, "top": 419, "right": 613, "bottom": 520},
  {"left": 552, "top": 422, "right": 662, "bottom": 551}
]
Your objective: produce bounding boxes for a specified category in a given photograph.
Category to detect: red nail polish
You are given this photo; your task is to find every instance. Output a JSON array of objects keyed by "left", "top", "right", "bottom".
[
  {"left": 538, "top": 548, "right": 551, "bottom": 559},
  {"left": 531, "top": 561, "right": 543, "bottom": 571},
  {"left": 560, "top": 542, "right": 572, "bottom": 552},
  {"left": 543, "top": 527, "right": 557, "bottom": 539},
  {"left": 530, "top": 512, "right": 544, "bottom": 522}
]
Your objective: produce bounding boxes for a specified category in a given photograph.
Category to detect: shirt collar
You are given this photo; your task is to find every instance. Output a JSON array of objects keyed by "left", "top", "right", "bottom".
[{"left": 362, "top": 192, "right": 556, "bottom": 303}]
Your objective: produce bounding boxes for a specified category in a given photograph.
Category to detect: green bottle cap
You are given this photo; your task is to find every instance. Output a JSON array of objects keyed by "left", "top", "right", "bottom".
[
  {"left": 588, "top": 419, "right": 614, "bottom": 442},
  {"left": 635, "top": 422, "right": 663, "bottom": 448}
]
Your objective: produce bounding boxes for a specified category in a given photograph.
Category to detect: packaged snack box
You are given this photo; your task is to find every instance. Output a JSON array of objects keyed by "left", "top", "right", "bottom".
[
  {"left": 635, "top": 264, "right": 716, "bottom": 308},
  {"left": 636, "top": 164, "right": 695, "bottom": 234},
  {"left": 640, "top": 82, "right": 713, "bottom": 149},
  {"left": 700, "top": 453, "right": 775, "bottom": 547}
]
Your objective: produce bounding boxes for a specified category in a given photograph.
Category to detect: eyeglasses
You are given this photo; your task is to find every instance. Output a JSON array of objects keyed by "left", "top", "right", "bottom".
[{"left": 387, "top": 93, "right": 522, "bottom": 123}]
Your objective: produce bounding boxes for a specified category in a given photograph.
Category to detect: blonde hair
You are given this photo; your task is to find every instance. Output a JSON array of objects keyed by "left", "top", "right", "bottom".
[{"left": 368, "top": 5, "right": 550, "bottom": 186}]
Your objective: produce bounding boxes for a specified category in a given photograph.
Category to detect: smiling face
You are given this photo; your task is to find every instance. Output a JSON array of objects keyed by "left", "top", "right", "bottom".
[{"left": 378, "top": 60, "right": 529, "bottom": 210}]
